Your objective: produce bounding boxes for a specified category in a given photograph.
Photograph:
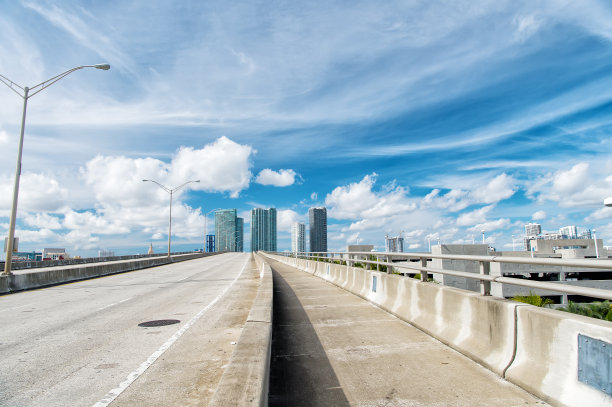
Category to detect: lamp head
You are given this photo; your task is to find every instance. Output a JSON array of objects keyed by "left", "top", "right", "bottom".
[
  {"left": 605, "top": 197, "right": 612, "bottom": 207},
  {"left": 95, "top": 64, "right": 111, "bottom": 70}
]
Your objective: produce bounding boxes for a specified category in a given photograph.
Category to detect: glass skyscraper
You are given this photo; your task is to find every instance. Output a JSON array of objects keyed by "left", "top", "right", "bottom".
[
  {"left": 215, "top": 209, "right": 243, "bottom": 252},
  {"left": 308, "top": 207, "right": 327, "bottom": 253},
  {"left": 251, "top": 208, "right": 277, "bottom": 252},
  {"left": 291, "top": 222, "right": 305, "bottom": 253}
]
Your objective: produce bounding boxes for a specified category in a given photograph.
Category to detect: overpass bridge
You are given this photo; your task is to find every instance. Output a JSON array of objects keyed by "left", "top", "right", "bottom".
[{"left": 0, "top": 251, "right": 610, "bottom": 406}]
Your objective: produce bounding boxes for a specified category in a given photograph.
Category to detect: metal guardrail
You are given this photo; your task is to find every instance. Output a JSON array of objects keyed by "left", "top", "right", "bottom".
[{"left": 274, "top": 251, "right": 612, "bottom": 301}]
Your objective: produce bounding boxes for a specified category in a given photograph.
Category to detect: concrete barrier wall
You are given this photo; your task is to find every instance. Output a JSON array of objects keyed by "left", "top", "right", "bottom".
[
  {"left": 210, "top": 253, "right": 273, "bottom": 406},
  {"left": 265, "top": 254, "right": 612, "bottom": 407},
  {"left": 0, "top": 252, "right": 212, "bottom": 294},
  {"left": 506, "top": 306, "right": 612, "bottom": 407}
]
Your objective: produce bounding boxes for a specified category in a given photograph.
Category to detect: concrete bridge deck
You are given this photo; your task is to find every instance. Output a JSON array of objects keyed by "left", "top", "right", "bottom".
[
  {"left": 267, "top": 257, "right": 549, "bottom": 406},
  {"left": 0, "top": 252, "right": 260, "bottom": 406}
]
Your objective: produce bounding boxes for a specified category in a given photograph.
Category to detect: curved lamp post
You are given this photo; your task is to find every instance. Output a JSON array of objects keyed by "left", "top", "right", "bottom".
[
  {"left": 0, "top": 64, "right": 111, "bottom": 275},
  {"left": 142, "top": 179, "right": 200, "bottom": 257}
]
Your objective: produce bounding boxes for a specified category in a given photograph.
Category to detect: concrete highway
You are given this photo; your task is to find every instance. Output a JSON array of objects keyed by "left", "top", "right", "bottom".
[{"left": 0, "top": 252, "right": 256, "bottom": 407}]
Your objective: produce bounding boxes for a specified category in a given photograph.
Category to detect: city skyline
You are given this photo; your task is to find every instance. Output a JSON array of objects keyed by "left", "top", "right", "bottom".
[{"left": 1, "top": 2, "right": 612, "bottom": 257}]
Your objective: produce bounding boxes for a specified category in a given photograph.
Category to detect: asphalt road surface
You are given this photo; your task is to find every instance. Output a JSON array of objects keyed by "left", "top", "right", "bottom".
[{"left": 0, "top": 252, "right": 257, "bottom": 407}]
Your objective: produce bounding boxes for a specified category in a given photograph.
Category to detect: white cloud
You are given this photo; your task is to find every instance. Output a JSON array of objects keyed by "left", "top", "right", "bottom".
[
  {"left": 255, "top": 169, "right": 297, "bottom": 187},
  {"left": 170, "top": 137, "right": 254, "bottom": 197},
  {"left": 0, "top": 129, "right": 8, "bottom": 144},
  {"left": 0, "top": 172, "right": 69, "bottom": 214},
  {"left": 456, "top": 205, "right": 494, "bottom": 227},
  {"left": 277, "top": 209, "right": 301, "bottom": 232},
  {"left": 326, "top": 173, "right": 416, "bottom": 221},
  {"left": 532, "top": 210, "right": 546, "bottom": 220},
  {"left": 14, "top": 227, "right": 58, "bottom": 243},
  {"left": 62, "top": 210, "right": 130, "bottom": 235},
  {"left": 468, "top": 218, "right": 511, "bottom": 233},
  {"left": 471, "top": 173, "right": 517, "bottom": 204},
  {"left": 528, "top": 161, "right": 612, "bottom": 208},
  {"left": 326, "top": 174, "right": 380, "bottom": 220},
  {"left": 423, "top": 173, "right": 517, "bottom": 212},
  {"left": 586, "top": 207, "right": 612, "bottom": 222},
  {"left": 63, "top": 230, "right": 100, "bottom": 250},
  {"left": 23, "top": 213, "right": 62, "bottom": 230},
  {"left": 552, "top": 163, "right": 590, "bottom": 195}
]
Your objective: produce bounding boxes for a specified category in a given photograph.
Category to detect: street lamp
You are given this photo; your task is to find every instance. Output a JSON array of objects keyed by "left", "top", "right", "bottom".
[
  {"left": 605, "top": 197, "right": 612, "bottom": 207},
  {"left": 0, "top": 64, "right": 111, "bottom": 275},
  {"left": 593, "top": 229, "right": 599, "bottom": 259},
  {"left": 143, "top": 179, "right": 200, "bottom": 257}
]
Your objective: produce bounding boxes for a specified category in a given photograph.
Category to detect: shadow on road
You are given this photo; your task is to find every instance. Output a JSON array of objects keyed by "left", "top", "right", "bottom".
[{"left": 268, "top": 266, "right": 350, "bottom": 406}]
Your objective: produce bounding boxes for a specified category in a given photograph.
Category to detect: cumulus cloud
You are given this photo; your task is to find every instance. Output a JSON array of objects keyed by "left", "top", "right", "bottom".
[
  {"left": 62, "top": 210, "right": 130, "bottom": 235},
  {"left": 423, "top": 173, "right": 517, "bottom": 212},
  {"left": 0, "top": 129, "right": 8, "bottom": 144},
  {"left": 255, "top": 169, "right": 297, "bottom": 187},
  {"left": 471, "top": 173, "right": 517, "bottom": 204},
  {"left": 0, "top": 172, "right": 69, "bottom": 214},
  {"left": 528, "top": 162, "right": 612, "bottom": 207},
  {"left": 170, "top": 137, "right": 254, "bottom": 197},
  {"left": 277, "top": 209, "right": 301, "bottom": 232},
  {"left": 468, "top": 218, "right": 511, "bottom": 233},
  {"left": 23, "top": 213, "right": 62, "bottom": 230},
  {"left": 326, "top": 173, "right": 415, "bottom": 221},
  {"left": 586, "top": 207, "right": 612, "bottom": 222},
  {"left": 532, "top": 210, "right": 546, "bottom": 220},
  {"left": 456, "top": 205, "right": 494, "bottom": 227}
]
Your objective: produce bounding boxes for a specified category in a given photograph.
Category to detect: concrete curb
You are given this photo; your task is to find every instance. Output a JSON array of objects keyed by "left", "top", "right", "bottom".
[
  {"left": 0, "top": 252, "right": 214, "bottom": 294},
  {"left": 209, "top": 253, "right": 273, "bottom": 407}
]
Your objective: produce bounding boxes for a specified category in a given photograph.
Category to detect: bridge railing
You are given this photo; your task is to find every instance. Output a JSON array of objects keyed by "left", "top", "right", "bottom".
[{"left": 274, "top": 251, "right": 612, "bottom": 301}]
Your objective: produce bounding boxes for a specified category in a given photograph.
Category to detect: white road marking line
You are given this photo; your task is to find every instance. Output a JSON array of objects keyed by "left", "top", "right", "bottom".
[
  {"left": 92, "top": 256, "right": 249, "bottom": 407},
  {"left": 97, "top": 298, "right": 132, "bottom": 311}
]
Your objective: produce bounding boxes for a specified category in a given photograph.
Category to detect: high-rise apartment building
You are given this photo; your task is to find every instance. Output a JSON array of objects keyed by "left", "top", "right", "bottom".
[
  {"left": 215, "top": 209, "right": 243, "bottom": 252},
  {"left": 524, "top": 223, "right": 541, "bottom": 237},
  {"left": 205, "top": 234, "right": 215, "bottom": 253},
  {"left": 236, "top": 217, "right": 244, "bottom": 252},
  {"left": 560, "top": 226, "right": 578, "bottom": 239},
  {"left": 385, "top": 234, "right": 404, "bottom": 252},
  {"left": 251, "top": 208, "right": 277, "bottom": 252},
  {"left": 309, "top": 207, "right": 327, "bottom": 253},
  {"left": 291, "top": 222, "right": 306, "bottom": 253}
]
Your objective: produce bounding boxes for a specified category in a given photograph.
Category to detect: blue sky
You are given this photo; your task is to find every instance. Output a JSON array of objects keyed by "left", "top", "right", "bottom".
[{"left": 1, "top": 0, "right": 612, "bottom": 256}]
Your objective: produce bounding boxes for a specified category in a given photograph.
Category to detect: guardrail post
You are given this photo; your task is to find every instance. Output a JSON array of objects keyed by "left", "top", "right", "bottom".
[
  {"left": 479, "top": 261, "right": 491, "bottom": 296},
  {"left": 420, "top": 257, "right": 428, "bottom": 282},
  {"left": 386, "top": 255, "right": 392, "bottom": 274}
]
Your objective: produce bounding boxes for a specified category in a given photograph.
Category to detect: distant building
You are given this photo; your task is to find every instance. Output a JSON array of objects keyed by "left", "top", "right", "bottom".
[
  {"left": 205, "top": 234, "right": 215, "bottom": 253},
  {"left": 42, "top": 248, "right": 69, "bottom": 260},
  {"left": 524, "top": 223, "right": 541, "bottom": 237},
  {"left": 215, "top": 209, "right": 242, "bottom": 252},
  {"left": 13, "top": 251, "right": 42, "bottom": 261},
  {"left": 385, "top": 234, "right": 404, "bottom": 253},
  {"left": 560, "top": 226, "right": 578, "bottom": 239},
  {"left": 291, "top": 222, "right": 306, "bottom": 253},
  {"left": 309, "top": 207, "right": 327, "bottom": 253},
  {"left": 251, "top": 208, "right": 277, "bottom": 252},
  {"left": 98, "top": 249, "right": 115, "bottom": 257},
  {"left": 236, "top": 217, "right": 244, "bottom": 252},
  {"left": 147, "top": 244, "right": 154, "bottom": 255}
]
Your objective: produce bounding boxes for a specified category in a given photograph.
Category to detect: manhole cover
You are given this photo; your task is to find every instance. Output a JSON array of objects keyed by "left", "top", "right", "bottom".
[{"left": 138, "top": 319, "right": 180, "bottom": 327}]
